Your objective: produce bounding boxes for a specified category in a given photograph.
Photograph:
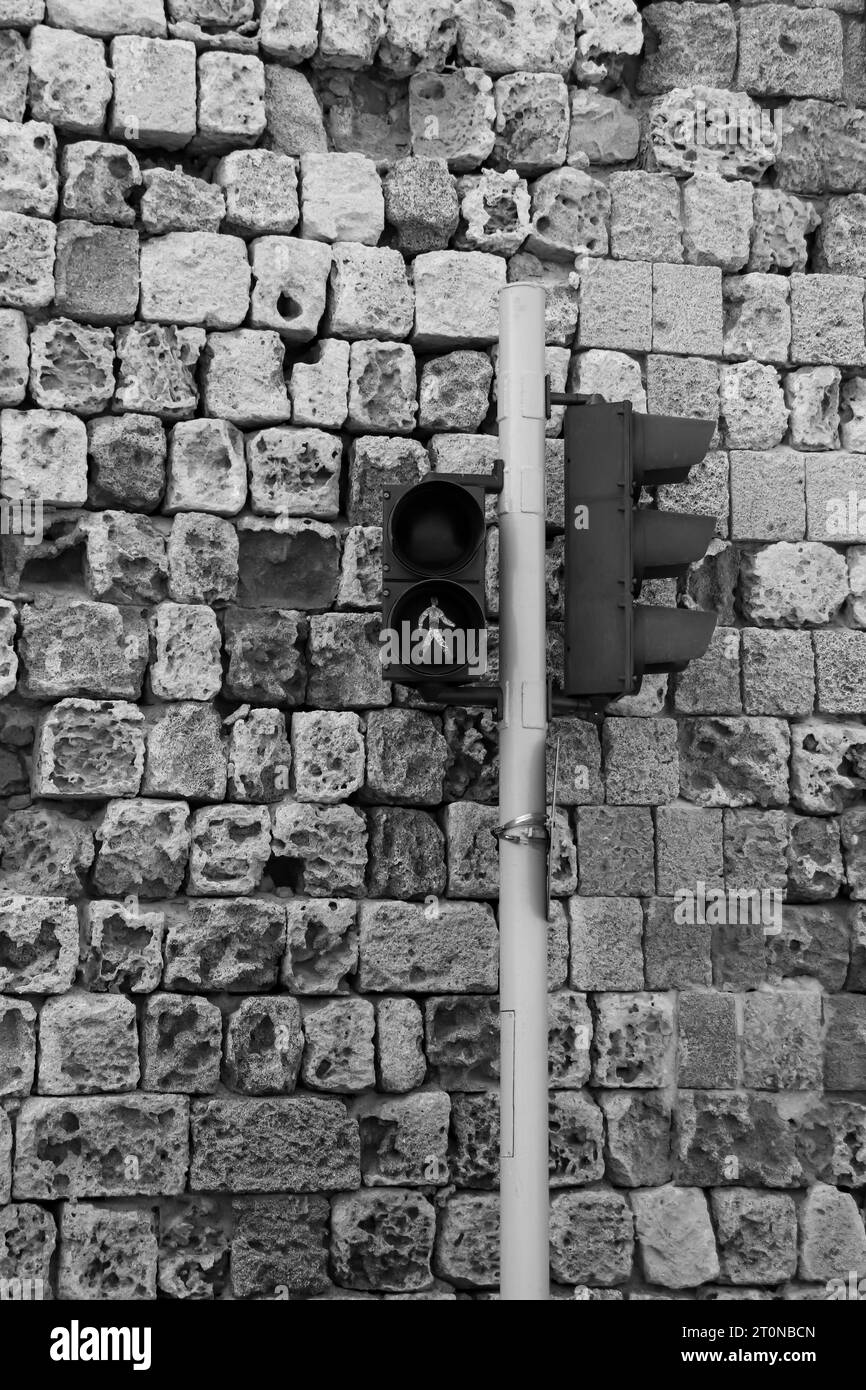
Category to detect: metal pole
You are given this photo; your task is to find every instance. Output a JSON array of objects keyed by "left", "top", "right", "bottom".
[{"left": 496, "top": 282, "right": 550, "bottom": 1301}]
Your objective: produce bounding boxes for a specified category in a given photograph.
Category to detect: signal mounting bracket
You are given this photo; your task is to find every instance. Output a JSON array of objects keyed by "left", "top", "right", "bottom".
[
  {"left": 418, "top": 681, "right": 504, "bottom": 718},
  {"left": 415, "top": 458, "right": 504, "bottom": 494}
]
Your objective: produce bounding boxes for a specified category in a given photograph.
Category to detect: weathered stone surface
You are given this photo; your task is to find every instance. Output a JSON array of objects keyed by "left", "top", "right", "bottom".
[
  {"left": 301, "top": 996, "right": 375, "bottom": 1092},
  {"left": 158, "top": 1196, "right": 229, "bottom": 1300},
  {"left": 149, "top": 602, "right": 222, "bottom": 702},
  {"left": 711, "top": 1190, "right": 797, "bottom": 1286},
  {"left": 348, "top": 340, "right": 417, "bottom": 433},
  {"left": 201, "top": 329, "right": 290, "bottom": 427},
  {"left": 0, "top": 804, "right": 94, "bottom": 897},
  {"left": 227, "top": 707, "right": 291, "bottom": 803},
  {"left": 29, "top": 316, "right": 113, "bottom": 412},
  {"left": 167, "top": 513, "right": 238, "bottom": 607},
  {"left": 185, "top": 806, "right": 271, "bottom": 897},
  {"left": 0, "top": 211, "right": 55, "bottom": 310},
  {"left": 39, "top": 991, "right": 138, "bottom": 1094},
  {"left": 227, "top": 995, "right": 301, "bottom": 1094},
  {"left": 383, "top": 157, "right": 458, "bottom": 255},
  {"left": 272, "top": 800, "right": 368, "bottom": 896},
  {"left": 357, "top": 899, "right": 497, "bottom": 993},
  {"left": 413, "top": 250, "right": 505, "bottom": 348},
  {"left": 94, "top": 798, "right": 190, "bottom": 897},
  {"left": 367, "top": 807, "right": 445, "bottom": 899},
  {"left": 593, "top": 992, "right": 676, "bottom": 1089},
  {"left": 190, "top": 1096, "right": 360, "bottom": 1192},
  {"left": 33, "top": 700, "right": 145, "bottom": 799},
  {"left": 1, "top": 406, "right": 86, "bottom": 504},
  {"left": 738, "top": 5, "right": 843, "bottom": 101},
  {"left": 29, "top": 23, "right": 112, "bottom": 135},
  {"left": 741, "top": 543, "right": 848, "bottom": 625},
  {"left": 424, "top": 994, "right": 498, "bottom": 1090},
  {"left": 799, "top": 1183, "right": 866, "bottom": 1280},
  {"left": 60, "top": 140, "right": 141, "bottom": 226},
  {"left": 577, "top": 805, "right": 655, "bottom": 896},
  {"left": 164, "top": 897, "right": 284, "bottom": 991},
  {"left": 409, "top": 67, "right": 494, "bottom": 171},
  {"left": 140, "top": 166, "right": 224, "bottom": 234},
  {"left": 578, "top": 260, "right": 652, "bottom": 352},
  {"left": 14, "top": 1094, "right": 189, "bottom": 1198},
  {"left": 743, "top": 989, "right": 823, "bottom": 1091},
  {"left": 646, "top": 85, "right": 777, "bottom": 182},
  {"left": 58, "top": 1205, "right": 157, "bottom": 1301},
  {"left": 639, "top": 2, "right": 736, "bottom": 94},
  {"left": 223, "top": 607, "right": 308, "bottom": 706},
  {"left": 678, "top": 718, "right": 790, "bottom": 808},
  {"left": 195, "top": 50, "right": 265, "bottom": 152},
  {"left": 549, "top": 1189, "right": 634, "bottom": 1286},
  {"left": 0, "top": 1203, "right": 56, "bottom": 1296},
  {"left": 0, "top": 996, "right": 36, "bottom": 1096},
  {"left": 674, "top": 1090, "right": 802, "bottom": 1188},
  {"left": 109, "top": 35, "right": 197, "bottom": 148},
  {"left": 249, "top": 236, "right": 330, "bottom": 343},
  {"left": 231, "top": 1195, "right": 329, "bottom": 1298},
  {"left": 0, "top": 309, "right": 28, "bottom": 406},
  {"left": 141, "top": 992, "right": 222, "bottom": 1093},
  {"left": 0, "top": 896, "right": 77, "bottom": 994},
  {"left": 80, "top": 898, "right": 165, "bottom": 993},
  {"left": 0, "top": 31, "right": 28, "bottom": 123},
  {"left": 300, "top": 151, "right": 384, "bottom": 244},
  {"left": 141, "top": 232, "right": 250, "bottom": 330},
  {"left": 307, "top": 611, "right": 390, "bottom": 708},
  {"left": 375, "top": 997, "right": 426, "bottom": 1093},
  {"left": 264, "top": 64, "right": 327, "bottom": 157},
  {"left": 331, "top": 1189, "right": 434, "bottom": 1291},
  {"left": 143, "top": 702, "right": 227, "bottom": 802}
]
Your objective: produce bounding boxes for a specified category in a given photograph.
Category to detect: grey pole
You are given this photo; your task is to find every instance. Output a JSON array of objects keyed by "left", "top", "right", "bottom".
[{"left": 496, "top": 282, "right": 550, "bottom": 1300}]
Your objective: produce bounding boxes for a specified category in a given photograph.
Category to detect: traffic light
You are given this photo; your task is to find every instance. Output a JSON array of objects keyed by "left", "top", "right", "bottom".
[
  {"left": 380, "top": 475, "right": 488, "bottom": 684},
  {"left": 563, "top": 399, "right": 717, "bottom": 699}
]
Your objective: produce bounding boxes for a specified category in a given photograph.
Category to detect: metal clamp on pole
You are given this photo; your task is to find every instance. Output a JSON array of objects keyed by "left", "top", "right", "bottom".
[{"left": 496, "top": 812, "right": 548, "bottom": 845}]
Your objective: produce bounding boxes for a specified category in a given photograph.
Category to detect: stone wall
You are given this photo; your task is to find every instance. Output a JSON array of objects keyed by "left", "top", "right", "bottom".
[{"left": 0, "top": 0, "right": 866, "bottom": 1301}]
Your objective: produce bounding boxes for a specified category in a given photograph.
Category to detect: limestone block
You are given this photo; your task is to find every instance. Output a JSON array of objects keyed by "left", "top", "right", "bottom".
[
  {"left": 114, "top": 323, "right": 205, "bottom": 420},
  {"left": 0, "top": 996, "right": 36, "bottom": 1096},
  {"left": 0, "top": 31, "right": 28, "bottom": 123},
  {"left": 225, "top": 996, "right": 303, "bottom": 1095},
  {"left": 841, "top": 379, "right": 866, "bottom": 452},
  {"left": 0, "top": 309, "right": 28, "bottom": 405},
  {"left": 327, "top": 243, "right": 413, "bottom": 340},
  {"left": 0, "top": 210, "right": 55, "bottom": 309},
  {"left": 592, "top": 992, "right": 676, "bottom": 1088},
  {"left": 678, "top": 716, "right": 791, "bottom": 807},
  {"left": 0, "top": 118, "right": 57, "bottom": 216},
  {"left": 84, "top": 510, "right": 167, "bottom": 604},
  {"left": 348, "top": 340, "right": 416, "bottom": 433},
  {"left": 264, "top": 64, "right": 327, "bottom": 158},
  {"left": 260, "top": 0, "right": 319, "bottom": 62},
  {"left": 568, "top": 88, "right": 638, "bottom": 167},
  {"left": 164, "top": 896, "right": 284, "bottom": 987},
  {"left": 149, "top": 602, "right": 222, "bottom": 701},
  {"left": 301, "top": 996, "right": 375, "bottom": 1092},
  {"left": 189, "top": 1095, "right": 359, "bottom": 1193},
  {"left": 720, "top": 361, "right": 788, "bottom": 450},
  {"left": 223, "top": 606, "right": 308, "bottom": 705},
  {"left": 58, "top": 1205, "right": 157, "bottom": 1300},
  {"left": 749, "top": 189, "right": 821, "bottom": 273},
  {"left": 729, "top": 449, "right": 805, "bottom": 542},
  {"left": 201, "top": 329, "right": 291, "bottom": 427},
  {"left": 526, "top": 166, "right": 609, "bottom": 261},
  {"left": 60, "top": 139, "right": 141, "bottom": 225},
  {"left": 186, "top": 805, "right": 271, "bottom": 896},
  {"left": 609, "top": 170, "right": 681, "bottom": 263},
  {"left": 94, "top": 798, "right": 189, "bottom": 897},
  {"left": 165, "top": 418, "right": 247, "bottom": 516},
  {"left": 549, "top": 1189, "right": 634, "bottom": 1286},
  {"left": 723, "top": 273, "right": 791, "bottom": 363},
  {"left": 382, "top": 156, "right": 458, "bottom": 255},
  {"left": 653, "top": 262, "right": 722, "bottom": 356},
  {"left": 785, "top": 366, "right": 840, "bottom": 450},
  {"left": 226, "top": 706, "right": 291, "bottom": 803},
  {"left": 20, "top": 600, "right": 148, "bottom": 699},
  {"left": 317, "top": 0, "right": 384, "bottom": 67},
  {"left": 330, "top": 1189, "right": 434, "bottom": 1291},
  {"left": 140, "top": 232, "right": 250, "bottom": 330},
  {"left": 80, "top": 897, "right": 165, "bottom": 992},
  {"left": 109, "top": 35, "right": 197, "bottom": 148},
  {"left": 816, "top": 194, "right": 866, "bottom": 276},
  {"left": 29, "top": 318, "right": 114, "bottom": 413},
  {"left": 195, "top": 51, "right": 265, "bottom": 151},
  {"left": 413, "top": 250, "right": 505, "bottom": 347},
  {"left": 291, "top": 710, "right": 365, "bottom": 803},
  {"left": 290, "top": 338, "right": 350, "bottom": 428},
  {"left": 166, "top": 512, "right": 238, "bottom": 606},
  {"left": 630, "top": 1186, "right": 719, "bottom": 1288},
  {"left": 682, "top": 173, "right": 754, "bottom": 272},
  {"left": 247, "top": 427, "right": 340, "bottom": 518},
  {"left": 143, "top": 702, "right": 227, "bottom": 801},
  {"left": 790, "top": 272, "right": 866, "bottom": 366},
  {"left": 0, "top": 895, "right": 77, "bottom": 993},
  {"left": 215, "top": 148, "right": 298, "bottom": 236},
  {"left": 356, "top": 899, "right": 497, "bottom": 992},
  {"left": 282, "top": 898, "right": 358, "bottom": 994},
  {"left": 54, "top": 220, "right": 139, "bottom": 325},
  {"left": 646, "top": 85, "right": 778, "bottom": 182},
  {"left": 141, "top": 992, "right": 222, "bottom": 1092},
  {"left": 300, "top": 151, "right": 384, "bottom": 245},
  {"left": 87, "top": 413, "right": 166, "bottom": 511},
  {"left": 638, "top": 2, "right": 736, "bottom": 94},
  {"left": 409, "top": 68, "right": 494, "bottom": 172},
  {"left": 271, "top": 800, "right": 368, "bottom": 896},
  {"left": 38, "top": 991, "right": 138, "bottom": 1094},
  {"left": 378, "top": 0, "right": 456, "bottom": 74},
  {"left": 230, "top": 1193, "right": 329, "bottom": 1298},
  {"left": 740, "top": 541, "right": 847, "bottom": 624},
  {"left": 28, "top": 24, "right": 111, "bottom": 135},
  {"left": 46, "top": 0, "right": 166, "bottom": 35},
  {"left": 738, "top": 4, "right": 843, "bottom": 101},
  {"left": 458, "top": 0, "right": 578, "bottom": 76},
  {"left": 140, "top": 166, "right": 225, "bottom": 234},
  {"left": 375, "top": 996, "right": 426, "bottom": 1092}
]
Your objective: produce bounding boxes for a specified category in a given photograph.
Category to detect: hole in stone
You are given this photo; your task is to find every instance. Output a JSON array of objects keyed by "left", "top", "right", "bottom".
[{"left": 277, "top": 293, "right": 302, "bottom": 321}]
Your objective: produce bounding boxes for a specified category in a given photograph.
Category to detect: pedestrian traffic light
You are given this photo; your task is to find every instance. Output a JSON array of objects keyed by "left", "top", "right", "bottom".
[
  {"left": 563, "top": 399, "right": 717, "bottom": 699},
  {"left": 380, "top": 475, "right": 488, "bottom": 684}
]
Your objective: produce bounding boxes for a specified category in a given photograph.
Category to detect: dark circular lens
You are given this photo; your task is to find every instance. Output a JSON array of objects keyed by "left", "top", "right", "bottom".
[{"left": 390, "top": 480, "right": 485, "bottom": 576}]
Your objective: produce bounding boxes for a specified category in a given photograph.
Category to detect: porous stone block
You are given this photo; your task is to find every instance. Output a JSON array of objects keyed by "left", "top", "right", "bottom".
[
  {"left": 282, "top": 898, "right": 358, "bottom": 995},
  {"left": 600, "top": 1091, "right": 673, "bottom": 1188},
  {"left": 576, "top": 805, "right": 654, "bottom": 896},
  {"left": 0, "top": 31, "right": 28, "bottom": 123},
  {"left": 646, "top": 85, "right": 777, "bottom": 183},
  {"left": 165, "top": 418, "right": 247, "bottom": 516},
  {"left": 260, "top": 0, "right": 319, "bottom": 62},
  {"left": 791, "top": 719, "right": 866, "bottom": 816},
  {"left": 678, "top": 717, "right": 790, "bottom": 808},
  {"left": 246, "top": 422, "right": 341, "bottom": 518},
  {"left": 1, "top": 406, "right": 87, "bottom": 504},
  {"left": 28, "top": 317, "right": 114, "bottom": 413},
  {"left": 28, "top": 24, "right": 111, "bottom": 135},
  {"left": 721, "top": 361, "right": 788, "bottom": 451},
  {"left": 230, "top": 1193, "right": 329, "bottom": 1299},
  {"left": 730, "top": 453, "right": 806, "bottom": 542},
  {"left": 165, "top": 896, "right": 284, "bottom": 990},
  {"left": 568, "top": 897, "right": 643, "bottom": 992},
  {"left": 290, "top": 338, "right": 350, "bottom": 428},
  {"left": 301, "top": 997, "right": 375, "bottom": 1093},
  {"left": 54, "top": 219, "right": 139, "bottom": 325},
  {"left": 459, "top": 0, "right": 578, "bottom": 75},
  {"left": 0, "top": 118, "right": 57, "bottom": 217},
  {"left": 790, "top": 273, "right": 866, "bottom": 366},
  {"left": 201, "top": 329, "right": 291, "bottom": 427},
  {"left": 347, "top": 435, "right": 428, "bottom": 524},
  {"left": 223, "top": 606, "right": 308, "bottom": 705},
  {"left": 189, "top": 1095, "right": 360, "bottom": 1193},
  {"left": 331, "top": 1189, "right": 434, "bottom": 1292},
  {"left": 443, "top": 802, "right": 498, "bottom": 898},
  {"left": 631, "top": 1186, "right": 719, "bottom": 1288},
  {"left": 375, "top": 996, "right": 426, "bottom": 1092},
  {"left": 817, "top": 194, "right": 866, "bottom": 276},
  {"left": 249, "top": 235, "right": 330, "bottom": 343},
  {"left": 93, "top": 798, "right": 189, "bottom": 897},
  {"left": 592, "top": 992, "right": 676, "bottom": 1088},
  {"left": 577, "top": 258, "right": 652, "bottom": 352},
  {"left": 140, "top": 232, "right": 250, "bottom": 330},
  {"left": 608, "top": 170, "right": 681, "bottom": 264},
  {"left": 549, "top": 1189, "right": 634, "bottom": 1287},
  {"left": 382, "top": 156, "right": 458, "bottom": 255},
  {"left": 143, "top": 702, "right": 227, "bottom": 802},
  {"left": 644, "top": 898, "right": 712, "bottom": 990},
  {"left": 271, "top": 800, "right": 368, "bottom": 896},
  {"left": 38, "top": 991, "right": 138, "bottom": 1093},
  {"left": 815, "top": 629, "right": 866, "bottom": 712},
  {"left": 114, "top": 323, "right": 205, "bottom": 420},
  {"left": 842, "top": 380, "right": 866, "bottom": 453},
  {"left": 79, "top": 898, "right": 165, "bottom": 993},
  {"left": 0, "top": 210, "right": 55, "bottom": 309},
  {"left": 300, "top": 151, "right": 383, "bottom": 245},
  {"left": 327, "top": 244, "right": 413, "bottom": 343},
  {"left": 60, "top": 139, "right": 141, "bottom": 226},
  {"left": 157, "top": 1195, "right": 229, "bottom": 1300},
  {"left": 424, "top": 993, "right": 498, "bottom": 1091},
  {"left": 226, "top": 706, "right": 291, "bottom": 804},
  {"left": 0, "top": 308, "right": 28, "bottom": 405},
  {"left": 291, "top": 711, "right": 365, "bottom": 804},
  {"left": 569, "top": 348, "right": 646, "bottom": 411},
  {"left": 141, "top": 992, "right": 222, "bottom": 1093},
  {"left": 215, "top": 148, "right": 297, "bottom": 237},
  {"left": 788, "top": 814, "right": 843, "bottom": 900},
  {"left": 354, "top": 1091, "right": 449, "bottom": 1187},
  {"left": 87, "top": 413, "right": 166, "bottom": 510},
  {"left": 738, "top": 4, "right": 843, "bottom": 101},
  {"left": 33, "top": 700, "right": 145, "bottom": 799},
  {"left": 723, "top": 273, "right": 791, "bottom": 364},
  {"left": 195, "top": 50, "right": 265, "bottom": 151},
  {"left": 348, "top": 341, "right": 416, "bottom": 433},
  {"left": 409, "top": 68, "right": 494, "bottom": 172},
  {"left": 785, "top": 366, "right": 840, "bottom": 450},
  {"left": 19, "top": 599, "right": 147, "bottom": 700},
  {"left": 806, "top": 452, "right": 866, "bottom": 541},
  {"left": 166, "top": 513, "right": 238, "bottom": 607},
  {"left": 58, "top": 1205, "right": 157, "bottom": 1300},
  {"left": 149, "top": 602, "right": 222, "bottom": 702},
  {"left": 0, "top": 896, "right": 77, "bottom": 994},
  {"left": 740, "top": 542, "right": 847, "bottom": 623},
  {"left": 655, "top": 806, "right": 724, "bottom": 895},
  {"left": 412, "top": 250, "right": 505, "bottom": 348},
  {"left": 186, "top": 805, "right": 271, "bottom": 897},
  {"left": 356, "top": 899, "right": 497, "bottom": 993},
  {"left": 653, "top": 262, "right": 723, "bottom": 356},
  {"left": 140, "top": 166, "right": 224, "bottom": 234},
  {"left": 602, "top": 718, "right": 678, "bottom": 805},
  {"left": 0, "top": 1203, "right": 55, "bottom": 1296},
  {"left": 0, "top": 996, "right": 36, "bottom": 1096},
  {"left": 711, "top": 1189, "right": 797, "bottom": 1286},
  {"left": 742, "top": 629, "right": 815, "bottom": 716},
  {"left": 493, "top": 71, "right": 568, "bottom": 174},
  {"left": 749, "top": 188, "right": 820, "bottom": 274},
  {"left": 367, "top": 807, "right": 446, "bottom": 899},
  {"left": 14, "top": 1094, "right": 190, "bottom": 1198},
  {"left": 824, "top": 994, "right": 866, "bottom": 1089},
  {"left": 224, "top": 996, "right": 303, "bottom": 1096},
  {"left": 235, "top": 516, "right": 340, "bottom": 609},
  {"left": 526, "top": 166, "right": 609, "bottom": 261},
  {"left": 109, "top": 35, "right": 197, "bottom": 148},
  {"left": 363, "top": 709, "right": 447, "bottom": 805},
  {"left": 47, "top": 0, "right": 165, "bottom": 35},
  {"left": 568, "top": 88, "right": 638, "bottom": 168}
]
